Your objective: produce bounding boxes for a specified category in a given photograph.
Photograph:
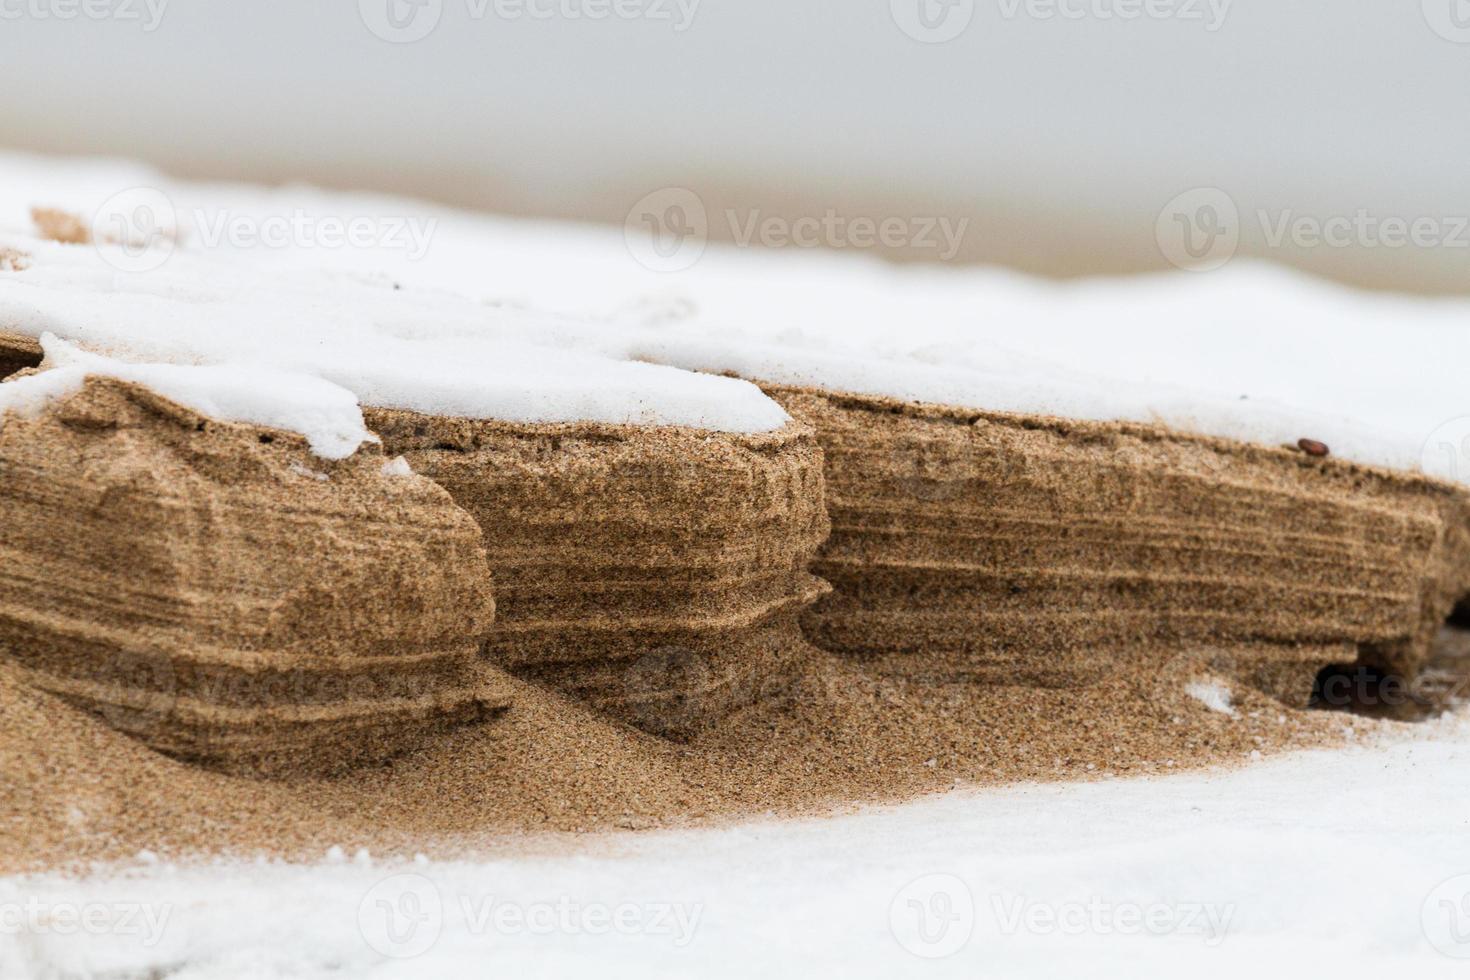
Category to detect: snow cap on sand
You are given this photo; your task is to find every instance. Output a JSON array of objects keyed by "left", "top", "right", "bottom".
[{"left": 0, "top": 333, "right": 374, "bottom": 459}]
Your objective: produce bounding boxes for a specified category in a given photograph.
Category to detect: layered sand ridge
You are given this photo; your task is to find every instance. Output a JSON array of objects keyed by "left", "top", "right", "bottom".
[
  {"left": 2, "top": 175, "right": 1470, "bottom": 872},
  {"left": 0, "top": 376, "right": 504, "bottom": 775},
  {"left": 770, "top": 386, "right": 1470, "bottom": 703},
  {"left": 1, "top": 357, "right": 1466, "bottom": 874},
  {"left": 367, "top": 407, "right": 831, "bottom": 738}
]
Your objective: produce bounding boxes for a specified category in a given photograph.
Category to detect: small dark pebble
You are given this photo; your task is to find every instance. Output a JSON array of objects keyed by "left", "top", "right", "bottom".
[{"left": 1297, "top": 438, "right": 1330, "bottom": 458}]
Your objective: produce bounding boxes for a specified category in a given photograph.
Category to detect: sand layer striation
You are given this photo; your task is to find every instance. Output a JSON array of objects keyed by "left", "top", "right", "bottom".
[
  {"left": 770, "top": 387, "right": 1470, "bottom": 704},
  {"left": 0, "top": 377, "right": 503, "bottom": 776},
  {"left": 369, "top": 408, "right": 830, "bottom": 738},
  {"left": 1, "top": 383, "right": 1468, "bottom": 872}
]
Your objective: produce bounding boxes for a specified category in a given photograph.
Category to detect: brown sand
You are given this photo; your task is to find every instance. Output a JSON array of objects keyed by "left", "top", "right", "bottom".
[
  {"left": 0, "top": 378, "right": 503, "bottom": 776},
  {"left": 0, "top": 377, "right": 1467, "bottom": 875},
  {"left": 29, "top": 207, "right": 91, "bottom": 245},
  {"left": 0, "top": 636, "right": 1366, "bottom": 875},
  {"left": 368, "top": 407, "right": 830, "bottom": 738},
  {"left": 771, "top": 387, "right": 1470, "bottom": 699},
  {"left": 0, "top": 247, "right": 30, "bottom": 273}
]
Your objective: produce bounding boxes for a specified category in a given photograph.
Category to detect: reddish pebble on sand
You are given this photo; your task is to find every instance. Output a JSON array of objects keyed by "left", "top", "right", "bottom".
[{"left": 1297, "top": 438, "right": 1330, "bottom": 457}]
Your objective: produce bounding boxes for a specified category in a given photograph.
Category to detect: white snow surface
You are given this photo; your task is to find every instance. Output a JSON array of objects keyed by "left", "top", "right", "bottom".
[
  {"left": 4, "top": 712, "right": 1470, "bottom": 979},
  {"left": 1184, "top": 680, "right": 1237, "bottom": 718},
  {"left": 0, "top": 334, "right": 372, "bottom": 459},
  {"left": 3, "top": 152, "right": 1470, "bottom": 474}
]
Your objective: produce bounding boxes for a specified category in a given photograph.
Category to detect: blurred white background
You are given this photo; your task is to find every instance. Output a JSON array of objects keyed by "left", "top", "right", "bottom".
[{"left": 1, "top": 0, "right": 1468, "bottom": 290}]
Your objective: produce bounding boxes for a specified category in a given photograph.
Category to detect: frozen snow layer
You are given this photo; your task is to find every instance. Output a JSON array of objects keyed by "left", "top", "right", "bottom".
[
  {"left": 0, "top": 334, "right": 372, "bottom": 459},
  {"left": 0, "top": 232, "right": 789, "bottom": 434},
  {"left": 0, "top": 236, "right": 791, "bottom": 433},
  {"left": 1184, "top": 679, "right": 1237, "bottom": 717},
  {"left": 5, "top": 713, "right": 1470, "bottom": 979},
  {"left": 3, "top": 151, "right": 1470, "bottom": 473}
]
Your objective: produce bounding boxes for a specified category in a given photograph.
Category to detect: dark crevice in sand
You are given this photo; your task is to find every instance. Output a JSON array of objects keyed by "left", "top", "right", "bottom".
[
  {"left": 0, "top": 330, "right": 42, "bottom": 379},
  {"left": 1311, "top": 623, "right": 1470, "bottom": 721}
]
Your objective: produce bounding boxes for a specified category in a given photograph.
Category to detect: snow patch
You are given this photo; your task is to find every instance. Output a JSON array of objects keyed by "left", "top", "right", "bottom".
[
  {"left": 4, "top": 714, "right": 1468, "bottom": 979},
  {"left": 0, "top": 334, "right": 373, "bottom": 460},
  {"left": 1186, "top": 679, "right": 1237, "bottom": 717},
  {"left": 3, "top": 151, "right": 1467, "bottom": 467},
  {"left": 380, "top": 455, "right": 414, "bottom": 477}
]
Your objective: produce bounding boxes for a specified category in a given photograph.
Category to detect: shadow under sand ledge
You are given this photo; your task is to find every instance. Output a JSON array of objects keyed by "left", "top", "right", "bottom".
[{"left": 0, "top": 330, "right": 41, "bottom": 379}]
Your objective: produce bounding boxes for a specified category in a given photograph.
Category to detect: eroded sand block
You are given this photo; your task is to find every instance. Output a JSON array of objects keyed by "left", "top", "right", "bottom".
[
  {"left": 0, "top": 377, "right": 503, "bottom": 775},
  {"left": 771, "top": 387, "right": 1470, "bottom": 704},
  {"left": 368, "top": 409, "right": 830, "bottom": 738}
]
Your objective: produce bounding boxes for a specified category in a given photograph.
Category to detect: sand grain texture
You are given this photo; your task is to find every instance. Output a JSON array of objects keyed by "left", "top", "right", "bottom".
[
  {"left": 0, "top": 377, "right": 504, "bottom": 776},
  {"left": 369, "top": 409, "right": 831, "bottom": 738},
  {"left": 1, "top": 356, "right": 1468, "bottom": 877},
  {"left": 769, "top": 387, "right": 1470, "bottom": 701}
]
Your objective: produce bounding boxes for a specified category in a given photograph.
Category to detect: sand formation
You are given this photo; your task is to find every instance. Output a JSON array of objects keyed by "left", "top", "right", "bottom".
[
  {"left": 768, "top": 387, "right": 1470, "bottom": 705},
  {"left": 0, "top": 376, "right": 503, "bottom": 775},
  {"left": 3, "top": 334, "right": 1468, "bottom": 768},
  {"left": 0, "top": 349, "right": 1467, "bottom": 875},
  {"left": 3, "top": 266, "right": 1470, "bottom": 871},
  {"left": 368, "top": 407, "right": 831, "bottom": 738}
]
